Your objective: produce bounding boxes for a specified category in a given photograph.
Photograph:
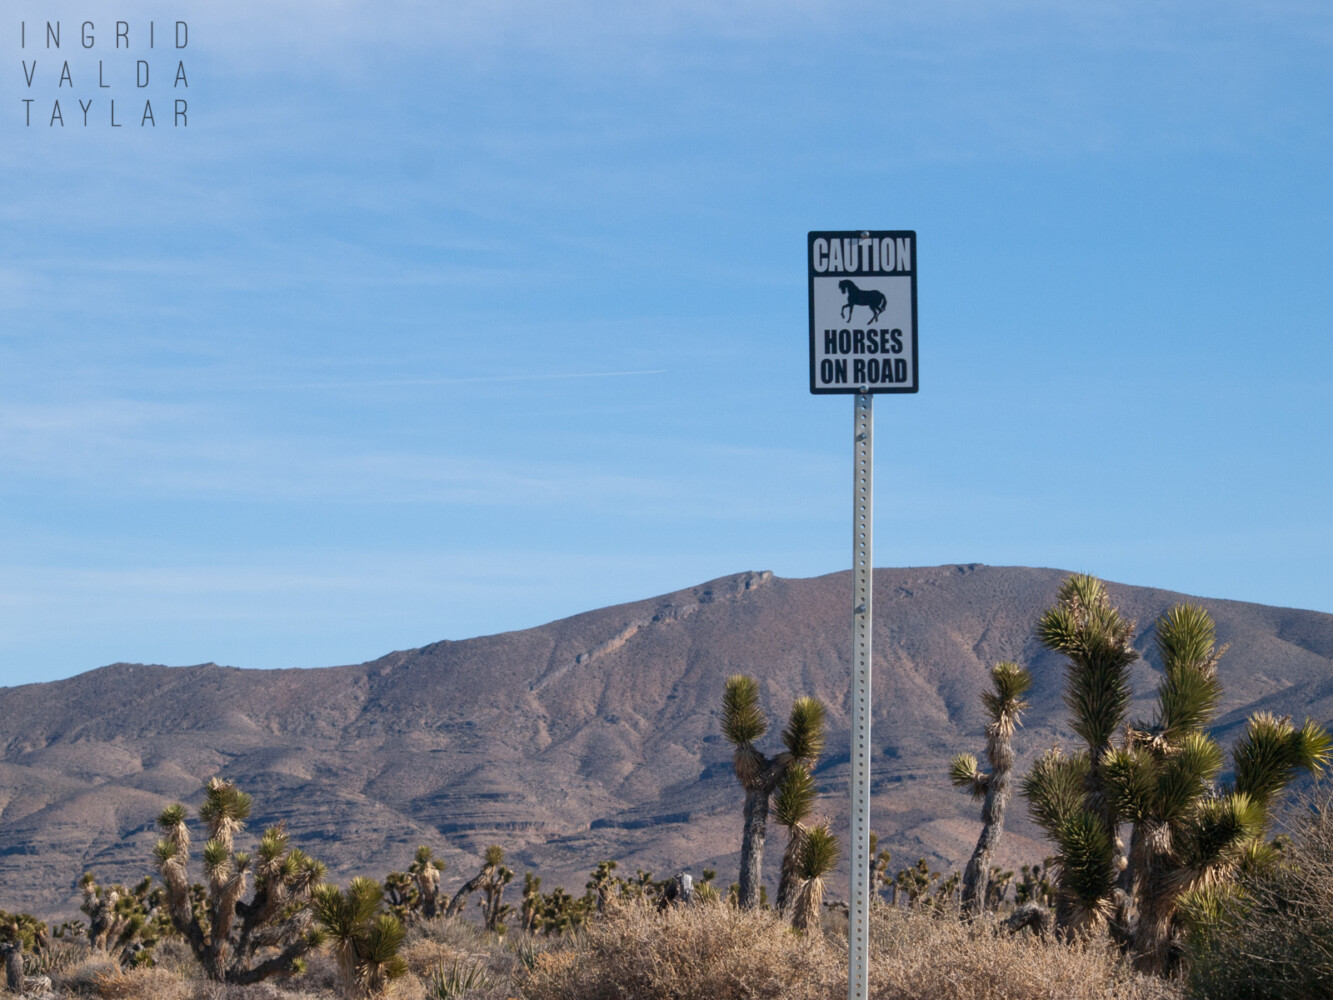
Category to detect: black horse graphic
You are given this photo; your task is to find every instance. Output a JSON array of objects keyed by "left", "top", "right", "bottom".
[{"left": 838, "top": 280, "right": 887, "bottom": 324}]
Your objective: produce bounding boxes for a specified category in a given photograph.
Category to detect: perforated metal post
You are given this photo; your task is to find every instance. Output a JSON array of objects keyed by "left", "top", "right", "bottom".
[{"left": 849, "top": 391, "right": 873, "bottom": 1000}]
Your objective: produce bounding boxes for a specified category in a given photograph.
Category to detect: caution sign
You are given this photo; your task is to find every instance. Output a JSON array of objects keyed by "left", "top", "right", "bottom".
[{"left": 808, "top": 231, "right": 917, "bottom": 394}]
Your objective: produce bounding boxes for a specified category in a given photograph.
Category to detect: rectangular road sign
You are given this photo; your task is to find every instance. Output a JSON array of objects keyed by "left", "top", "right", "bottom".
[{"left": 808, "top": 231, "right": 917, "bottom": 394}]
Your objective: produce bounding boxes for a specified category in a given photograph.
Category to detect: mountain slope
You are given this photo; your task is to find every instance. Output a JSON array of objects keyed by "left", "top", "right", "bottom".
[{"left": 2, "top": 565, "right": 1330, "bottom": 919}]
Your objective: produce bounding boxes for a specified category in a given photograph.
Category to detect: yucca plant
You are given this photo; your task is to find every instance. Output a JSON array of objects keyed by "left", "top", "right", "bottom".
[
  {"left": 153, "top": 778, "right": 327, "bottom": 983},
  {"left": 1111, "top": 611, "right": 1328, "bottom": 972},
  {"left": 868, "top": 832, "right": 894, "bottom": 904},
  {"left": 1014, "top": 861, "right": 1055, "bottom": 908},
  {"left": 428, "top": 956, "right": 493, "bottom": 998},
  {"left": 1038, "top": 574, "right": 1139, "bottom": 838},
  {"left": 951, "top": 660, "right": 1032, "bottom": 916},
  {"left": 720, "top": 674, "right": 827, "bottom": 909},
  {"left": 789, "top": 822, "right": 839, "bottom": 932},
  {"left": 313, "top": 877, "right": 408, "bottom": 998}
]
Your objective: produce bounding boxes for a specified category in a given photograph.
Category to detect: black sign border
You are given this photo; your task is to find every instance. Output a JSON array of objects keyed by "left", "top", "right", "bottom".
[{"left": 808, "top": 230, "right": 918, "bottom": 395}]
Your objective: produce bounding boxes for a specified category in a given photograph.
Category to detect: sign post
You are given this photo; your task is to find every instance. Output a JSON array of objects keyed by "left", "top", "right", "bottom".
[{"left": 808, "top": 230, "right": 917, "bottom": 1000}]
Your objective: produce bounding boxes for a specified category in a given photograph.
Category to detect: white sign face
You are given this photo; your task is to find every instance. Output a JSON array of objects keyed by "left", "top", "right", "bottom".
[{"left": 808, "top": 231, "right": 917, "bottom": 394}]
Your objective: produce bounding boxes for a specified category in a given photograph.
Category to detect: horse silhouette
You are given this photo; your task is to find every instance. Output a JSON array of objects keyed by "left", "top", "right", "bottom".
[{"left": 838, "top": 280, "right": 887, "bottom": 324}]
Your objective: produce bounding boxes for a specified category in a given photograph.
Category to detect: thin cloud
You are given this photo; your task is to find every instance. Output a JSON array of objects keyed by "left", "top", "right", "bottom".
[{"left": 291, "top": 369, "right": 667, "bottom": 389}]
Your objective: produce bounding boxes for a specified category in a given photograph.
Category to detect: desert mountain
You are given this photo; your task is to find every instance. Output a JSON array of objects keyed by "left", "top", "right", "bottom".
[{"left": 2, "top": 565, "right": 1332, "bottom": 920}]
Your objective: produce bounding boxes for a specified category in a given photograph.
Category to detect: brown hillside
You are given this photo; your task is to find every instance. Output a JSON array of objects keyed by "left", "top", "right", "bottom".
[{"left": 1, "top": 564, "right": 1330, "bottom": 919}]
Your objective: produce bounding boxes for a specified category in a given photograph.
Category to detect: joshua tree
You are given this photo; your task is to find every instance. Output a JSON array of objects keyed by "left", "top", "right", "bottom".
[
  {"left": 381, "top": 870, "right": 416, "bottom": 922},
  {"left": 80, "top": 873, "right": 168, "bottom": 966},
  {"left": 313, "top": 876, "right": 408, "bottom": 998},
  {"left": 408, "top": 845, "right": 445, "bottom": 919},
  {"left": 0, "top": 911, "right": 45, "bottom": 994},
  {"left": 893, "top": 858, "right": 940, "bottom": 907},
  {"left": 478, "top": 848, "right": 514, "bottom": 933},
  {"left": 1022, "top": 579, "right": 1333, "bottom": 972},
  {"left": 789, "top": 821, "right": 839, "bottom": 932},
  {"left": 720, "top": 674, "right": 826, "bottom": 909},
  {"left": 586, "top": 860, "right": 619, "bottom": 913},
  {"left": 153, "top": 778, "right": 326, "bottom": 983},
  {"left": 446, "top": 845, "right": 508, "bottom": 923},
  {"left": 520, "top": 872, "right": 543, "bottom": 933},
  {"left": 1105, "top": 605, "right": 1331, "bottom": 972},
  {"left": 535, "top": 886, "right": 590, "bottom": 936},
  {"left": 951, "top": 660, "right": 1032, "bottom": 916},
  {"left": 868, "top": 832, "right": 894, "bottom": 904}
]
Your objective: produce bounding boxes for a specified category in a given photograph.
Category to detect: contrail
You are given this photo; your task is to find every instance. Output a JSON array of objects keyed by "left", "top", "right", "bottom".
[{"left": 292, "top": 370, "right": 667, "bottom": 389}]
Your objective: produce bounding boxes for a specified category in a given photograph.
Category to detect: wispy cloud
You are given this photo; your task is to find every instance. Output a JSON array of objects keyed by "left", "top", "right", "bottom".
[
  {"left": 287, "top": 370, "right": 667, "bottom": 389},
  {"left": 0, "top": 395, "right": 835, "bottom": 517}
]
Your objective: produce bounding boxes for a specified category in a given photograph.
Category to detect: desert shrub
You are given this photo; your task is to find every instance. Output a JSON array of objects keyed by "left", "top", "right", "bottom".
[
  {"left": 86, "top": 964, "right": 191, "bottom": 1000},
  {"left": 518, "top": 899, "right": 840, "bottom": 1000},
  {"left": 1184, "top": 793, "right": 1333, "bottom": 999},
  {"left": 517, "top": 899, "right": 1179, "bottom": 1000},
  {"left": 393, "top": 916, "right": 523, "bottom": 999},
  {"left": 150, "top": 936, "right": 204, "bottom": 980},
  {"left": 18, "top": 930, "right": 86, "bottom": 979},
  {"left": 56, "top": 954, "right": 121, "bottom": 995},
  {"left": 868, "top": 905, "right": 1177, "bottom": 1000}
]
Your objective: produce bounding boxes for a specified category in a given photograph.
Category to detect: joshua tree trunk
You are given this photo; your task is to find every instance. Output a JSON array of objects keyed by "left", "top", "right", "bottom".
[
  {"left": 446, "top": 873, "right": 486, "bottom": 918},
  {"left": 961, "top": 765, "right": 1011, "bottom": 915},
  {"left": 775, "top": 825, "right": 804, "bottom": 914},
  {"left": 737, "top": 754, "right": 797, "bottom": 909},
  {"left": 737, "top": 784, "right": 771, "bottom": 909},
  {"left": 2, "top": 940, "right": 22, "bottom": 994}
]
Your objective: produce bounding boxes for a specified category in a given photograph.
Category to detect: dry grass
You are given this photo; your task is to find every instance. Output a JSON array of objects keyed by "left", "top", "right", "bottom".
[
  {"left": 518, "top": 900, "right": 1181, "bottom": 1000},
  {"left": 520, "top": 901, "right": 837, "bottom": 1000},
  {"left": 41, "top": 903, "right": 1182, "bottom": 1000},
  {"left": 866, "top": 907, "right": 1178, "bottom": 1000},
  {"left": 45, "top": 917, "right": 521, "bottom": 1000},
  {"left": 85, "top": 965, "right": 192, "bottom": 1000}
]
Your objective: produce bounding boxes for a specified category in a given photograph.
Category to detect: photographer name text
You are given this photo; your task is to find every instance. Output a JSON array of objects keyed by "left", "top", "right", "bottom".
[{"left": 18, "top": 19, "right": 190, "bottom": 127}]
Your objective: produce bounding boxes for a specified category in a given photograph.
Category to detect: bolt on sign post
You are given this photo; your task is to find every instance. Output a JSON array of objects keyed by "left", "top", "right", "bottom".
[{"left": 808, "top": 230, "right": 917, "bottom": 1000}]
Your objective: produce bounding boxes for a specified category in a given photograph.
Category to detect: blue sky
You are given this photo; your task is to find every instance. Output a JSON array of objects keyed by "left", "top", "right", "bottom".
[{"left": 2, "top": 1, "right": 1330, "bottom": 687}]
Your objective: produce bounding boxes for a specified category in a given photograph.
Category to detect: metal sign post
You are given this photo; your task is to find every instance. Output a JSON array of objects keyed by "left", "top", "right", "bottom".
[
  {"left": 849, "top": 390, "right": 873, "bottom": 1000},
  {"left": 807, "top": 230, "right": 916, "bottom": 1000}
]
